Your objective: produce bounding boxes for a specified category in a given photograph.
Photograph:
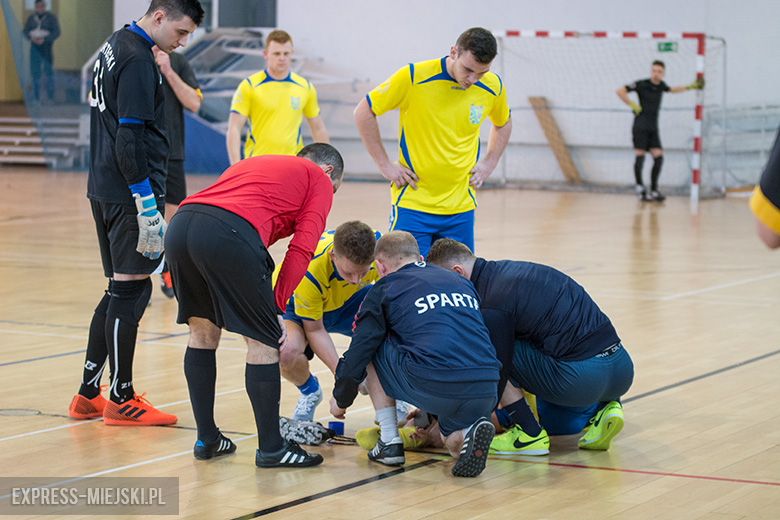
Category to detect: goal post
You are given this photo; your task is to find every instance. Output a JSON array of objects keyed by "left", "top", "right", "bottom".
[{"left": 492, "top": 30, "right": 726, "bottom": 203}]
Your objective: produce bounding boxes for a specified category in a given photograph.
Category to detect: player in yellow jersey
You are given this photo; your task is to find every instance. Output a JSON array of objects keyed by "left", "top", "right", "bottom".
[
  {"left": 273, "top": 221, "right": 380, "bottom": 421},
  {"left": 354, "top": 27, "right": 512, "bottom": 257},
  {"left": 226, "top": 30, "right": 329, "bottom": 164}
]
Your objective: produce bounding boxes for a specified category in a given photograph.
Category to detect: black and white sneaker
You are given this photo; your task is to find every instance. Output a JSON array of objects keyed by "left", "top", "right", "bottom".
[
  {"left": 367, "top": 437, "right": 405, "bottom": 466},
  {"left": 193, "top": 433, "right": 237, "bottom": 460},
  {"left": 635, "top": 184, "right": 649, "bottom": 201},
  {"left": 649, "top": 190, "right": 666, "bottom": 202},
  {"left": 279, "top": 416, "right": 335, "bottom": 446},
  {"left": 255, "top": 439, "right": 323, "bottom": 468},
  {"left": 451, "top": 418, "right": 494, "bottom": 478}
]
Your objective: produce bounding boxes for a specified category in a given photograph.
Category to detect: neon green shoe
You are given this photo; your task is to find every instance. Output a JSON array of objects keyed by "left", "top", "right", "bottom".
[
  {"left": 355, "top": 427, "right": 425, "bottom": 451},
  {"left": 489, "top": 425, "right": 549, "bottom": 455},
  {"left": 578, "top": 401, "right": 624, "bottom": 450}
]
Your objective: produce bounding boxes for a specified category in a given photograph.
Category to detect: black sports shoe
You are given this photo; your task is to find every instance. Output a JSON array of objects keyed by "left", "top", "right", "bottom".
[
  {"left": 367, "top": 437, "right": 404, "bottom": 466},
  {"left": 255, "top": 439, "right": 323, "bottom": 468},
  {"left": 649, "top": 190, "right": 666, "bottom": 202},
  {"left": 193, "top": 433, "right": 237, "bottom": 460},
  {"left": 451, "top": 418, "right": 494, "bottom": 478},
  {"left": 279, "top": 416, "right": 335, "bottom": 446}
]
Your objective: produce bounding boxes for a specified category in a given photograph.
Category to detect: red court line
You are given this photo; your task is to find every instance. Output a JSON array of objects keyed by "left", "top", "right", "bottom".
[{"left": 498, "top": 458, "right": 780, "bottom": 487}]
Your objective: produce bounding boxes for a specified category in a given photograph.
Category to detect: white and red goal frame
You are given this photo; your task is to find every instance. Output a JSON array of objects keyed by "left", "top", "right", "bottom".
[{"left": 495, "top": 30, "right": 707, "bottom": 205}]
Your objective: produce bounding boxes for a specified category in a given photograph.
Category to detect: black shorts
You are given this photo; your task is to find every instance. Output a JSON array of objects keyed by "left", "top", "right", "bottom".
[
  {"left": 90, "top": 199, "right": 165, "bottom": 277},
  {"left": 165, "top": 203, "right": 282, "bottom": 347},
  {"left": 632, "top": 127, "right": 662, "bottom": 151},
  {"left": 165, "top": 159, "right": 187, "bottom": 206}
]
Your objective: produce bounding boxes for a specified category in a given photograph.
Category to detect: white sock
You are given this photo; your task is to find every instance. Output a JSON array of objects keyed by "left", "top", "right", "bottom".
[{"left": 376, "top": 406, "right": 399, "bottom": 443}]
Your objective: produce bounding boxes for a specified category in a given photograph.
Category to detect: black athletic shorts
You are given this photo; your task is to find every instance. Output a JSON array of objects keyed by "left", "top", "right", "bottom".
[
  {"left": 165, "top": 203, "right": 282, "bottom": 347},
  {"left": 90, "top": 199, "right": 165, "bottom": 277},
  {"left": 632, "top": 127, "right": 662, "bottom": 151},
  {"left": 165, "top": 159, "right": 187, "bottom": 206}
]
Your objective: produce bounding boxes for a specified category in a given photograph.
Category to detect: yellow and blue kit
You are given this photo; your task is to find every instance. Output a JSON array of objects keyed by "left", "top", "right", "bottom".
[
  {"left": 751, "top": 128, "right": 780, "bottom": 237},
  {"left": 230, "top": 70, "right": 320, "bottom": 157},
  {"left": 367, "top": 56, "right": 511, "bottom": 215},
  {"left": 274, "top": 230, "right": 381, "bottom": 335}
]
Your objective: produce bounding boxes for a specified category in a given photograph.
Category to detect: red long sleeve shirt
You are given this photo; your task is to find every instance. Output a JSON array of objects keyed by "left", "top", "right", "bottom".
[{"left": 181, "top": 155, "right": 334, "bottom": 311}]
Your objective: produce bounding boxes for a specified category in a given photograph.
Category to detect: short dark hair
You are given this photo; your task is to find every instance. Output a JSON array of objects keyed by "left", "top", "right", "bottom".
[
  {"left": 333, "top": 221, "right": 376, "bottom": 266},
  {"left": 146, "top": 0, "right": 205, "bottom": 26},
  {"left": 426, "top": 238, "right": 475, "bottom": 268},
  {"left": 297, "top": 143, "right": 344, "bottom": 185},
  {"left": 375, "top": 231, "right": 420, "bottom": 267},
  {"left": 652, "top": 60, "right": 665, "bottom": 69},
  {"left": 456, "top": 27, "right": 498, "bottom": 64}
]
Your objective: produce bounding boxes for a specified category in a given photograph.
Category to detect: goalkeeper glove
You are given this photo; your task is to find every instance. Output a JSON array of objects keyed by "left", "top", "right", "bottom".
[
  {"left": 687, "top": 77, "right": 705, "bottom": 90},
  {"left": 130, "top": 180, "right": 166, "bottom": 260},
  {"left": 629, "top": 101, "right": 642, "bottom": 116}
]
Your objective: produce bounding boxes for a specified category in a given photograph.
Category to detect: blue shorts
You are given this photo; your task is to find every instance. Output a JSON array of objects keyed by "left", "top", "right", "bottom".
[
  {"left": 509, "top": 340, "right": 634, "bottom": 434},
  {"left": 283, "top": 285, "right": 371, "bottom": 336},
  {"left": 389, "top": 206, "right": 474, "bottom": 258},
  {"left": 372, "top": 341, "right": 497, "bottom": 436}
]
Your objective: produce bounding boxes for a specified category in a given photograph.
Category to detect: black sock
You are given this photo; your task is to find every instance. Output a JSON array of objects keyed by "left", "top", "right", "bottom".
[
  {"left": 184, "top": 347, "right": 219, "bottom": 444},
  {"left": 78, "top": 289, "right": 111, "bottom": 399},
  {"left": 651, "top": 155, "right": 664, "bottom": 191},
  {"left": 634, "top": 155, "right": 645, "bottom": 186},
  {"left": 246, "top": 363, "right": 283, "bottom": 453},
  {"left": 504, "top": 399, "right": 542, "bottom": 437},
  {"left": 105, "top": 278, "right": 152, "bottom": 404}
]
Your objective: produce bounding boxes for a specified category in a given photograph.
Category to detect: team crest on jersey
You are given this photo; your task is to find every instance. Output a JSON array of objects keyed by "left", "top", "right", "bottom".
[
  {"left": 469, "top": 104, "right": 483, "bottom": 125},
  {"left": 290, "top": 96, "right": 301, "bottom": 110},
  {"left": 232, "top": 91, "right": 242, "bottom": 105}
]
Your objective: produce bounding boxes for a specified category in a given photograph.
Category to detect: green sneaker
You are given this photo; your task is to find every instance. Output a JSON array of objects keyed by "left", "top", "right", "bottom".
[
  {"left": 578, "top": 401, "right": 624, "bottom": 450},
  {"left": 489, "top": 425, "right": 549, "bottom": 456}
]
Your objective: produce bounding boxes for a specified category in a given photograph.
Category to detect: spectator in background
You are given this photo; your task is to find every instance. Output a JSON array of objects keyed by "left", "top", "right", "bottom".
[{"left": 23, "top": 0, "right": 60, "bottom": 102}]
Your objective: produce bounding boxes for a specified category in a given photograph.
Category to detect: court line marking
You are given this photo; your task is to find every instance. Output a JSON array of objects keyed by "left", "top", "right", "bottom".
[
  {"left": 660, "top": 271, "right": 780, "bottom": 301},
  {"left": 229, "top": 460, "right": 442, "bottom": 519},
  {"left": 505, "top": 458, "right": 780, "bottom": 487},
  {"left": 623, "top": 347, "right": 780, "bottom": 403},
  {"left": 0, "top": 370, "right": 359, "bottom": 444}
]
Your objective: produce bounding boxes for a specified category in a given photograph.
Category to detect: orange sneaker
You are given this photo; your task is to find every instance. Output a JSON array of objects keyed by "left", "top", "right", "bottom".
[
  {"left": 103, "top": 393, "right": 177, "bottom": 426},
  {"left": 68, "top": 393, "right": 108, "bottom": 420}
]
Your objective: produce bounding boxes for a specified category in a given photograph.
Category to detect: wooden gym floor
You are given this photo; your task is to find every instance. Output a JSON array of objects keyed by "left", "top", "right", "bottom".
[{"left": 0, "top": 167, "right": 778, "bottom": 519}]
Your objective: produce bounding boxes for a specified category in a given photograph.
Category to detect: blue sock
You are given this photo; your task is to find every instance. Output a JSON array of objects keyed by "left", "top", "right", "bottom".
[{"left": 297, "top": 374, "right": 320, "bottom": 395}]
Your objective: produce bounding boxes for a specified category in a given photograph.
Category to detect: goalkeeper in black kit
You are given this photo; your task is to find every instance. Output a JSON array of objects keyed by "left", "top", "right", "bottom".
[{"left": 617, "top": 60, "right": 704, "bottom": 202}]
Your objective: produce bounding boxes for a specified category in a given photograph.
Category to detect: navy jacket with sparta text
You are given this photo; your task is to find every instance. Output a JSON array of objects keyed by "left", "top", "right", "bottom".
[
  {"left": 471, "top": 257, "right": 620, "bottom": 362},
  {"left": 333, "top": 261, "right": 500, "bottom": 409}
]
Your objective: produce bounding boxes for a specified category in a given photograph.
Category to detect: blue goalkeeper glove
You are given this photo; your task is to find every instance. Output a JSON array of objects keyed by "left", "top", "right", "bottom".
[{"left": 130, "top": 179, "right": 166, "bottom": 260}]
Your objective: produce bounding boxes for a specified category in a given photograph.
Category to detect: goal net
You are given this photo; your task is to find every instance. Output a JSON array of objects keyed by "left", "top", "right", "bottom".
[{"left": 493, "top": 30, "right": 726, "bottom": 200}]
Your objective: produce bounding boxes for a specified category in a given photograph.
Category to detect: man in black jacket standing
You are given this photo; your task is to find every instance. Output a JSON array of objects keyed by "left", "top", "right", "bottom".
[{"left": 23, "top": 0, "right": 60, "bottom": 101}]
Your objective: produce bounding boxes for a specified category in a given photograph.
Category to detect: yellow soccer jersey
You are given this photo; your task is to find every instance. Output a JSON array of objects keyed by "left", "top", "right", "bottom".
[
  {"left": 230, "top": 70, "right": 320, "bottom": 157},
  {"left": 367, "top": 57, "right": 510, "bottom": 214},
  {"left": 272, "top": 230, "right": 381, "bottom": 321}
]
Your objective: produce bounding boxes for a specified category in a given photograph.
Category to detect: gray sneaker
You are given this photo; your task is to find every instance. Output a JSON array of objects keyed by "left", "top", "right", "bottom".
[
  {"left": 279, "top": 416, "right": 334, "bottom": 445},
  {"left": 367, "top": 437, "right": 405, "bottom": 466},
  {"left": 290, "top": 378, "right": 323, "bottom": 422}
]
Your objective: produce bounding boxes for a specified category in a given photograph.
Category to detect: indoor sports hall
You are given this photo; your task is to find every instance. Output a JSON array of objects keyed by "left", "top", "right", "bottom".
[{"left": 1, "top": 1, "right": 779, "bottom": 519}]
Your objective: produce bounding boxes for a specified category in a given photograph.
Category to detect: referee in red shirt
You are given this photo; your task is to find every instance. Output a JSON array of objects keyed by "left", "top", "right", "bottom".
[{"left": 165, "top": 143, "right": 343, "bottom": 468}]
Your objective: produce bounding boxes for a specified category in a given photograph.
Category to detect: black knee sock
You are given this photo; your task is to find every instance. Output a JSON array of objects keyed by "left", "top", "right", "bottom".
[
  {"left": 504, "top": 399, "right": 542, "bottom": 436},
  {"left": 184, "top": 347, "right": 219, "bottom": 443},
  {"left": 246, "top": 363, "right": 283, "bottom": 453},
  {"left": 78, "top": 289, "right": 111, "bottom": 399},
  {"left": 634, "top": 155, "right": 646, "bottom": 186},
  {"left": 651, "top": 155, "right": 664, "bottom": 191},
  {"left": 105, "top": 278, "right": 152, "bottom": 404}
]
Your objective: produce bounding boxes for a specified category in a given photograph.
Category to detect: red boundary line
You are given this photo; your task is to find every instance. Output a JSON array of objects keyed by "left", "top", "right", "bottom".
[{"left": 495, "top": 458, "right": 780, "bottom": 487}]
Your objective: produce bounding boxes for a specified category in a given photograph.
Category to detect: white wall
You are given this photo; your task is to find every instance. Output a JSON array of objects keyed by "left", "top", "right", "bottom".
[
  {"left": 280, "top": 0, "right": 780, "bottom": 108},
  {"left": 112, "top": 0, "right": 780, "bottom": 108}
]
